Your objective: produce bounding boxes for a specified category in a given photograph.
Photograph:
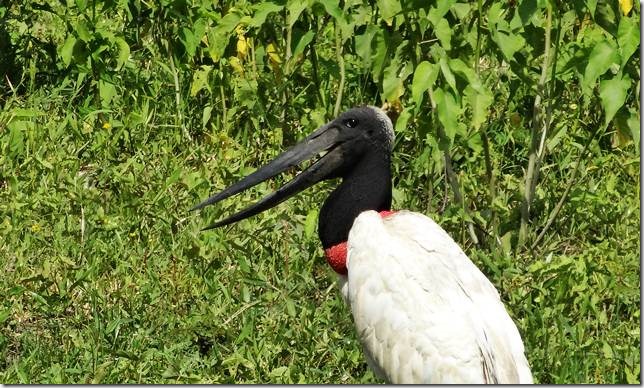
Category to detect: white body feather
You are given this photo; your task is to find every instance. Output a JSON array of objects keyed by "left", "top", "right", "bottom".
[{"left": 338, "top": 210, "right": 532, "bottom": 384}]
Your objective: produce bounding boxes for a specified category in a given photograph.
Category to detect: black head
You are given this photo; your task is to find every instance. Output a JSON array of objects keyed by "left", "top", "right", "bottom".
[
  {"left": 326, "top": 106, "right": 395, "bottom": 172},
  {"left": 190, "top": 106, "right": 395, "bottom": 231}
]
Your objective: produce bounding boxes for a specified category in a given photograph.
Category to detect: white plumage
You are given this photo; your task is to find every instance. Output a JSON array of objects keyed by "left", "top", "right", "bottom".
[{"left": 338, "top": 210, "right": 532, "bottom": 384}]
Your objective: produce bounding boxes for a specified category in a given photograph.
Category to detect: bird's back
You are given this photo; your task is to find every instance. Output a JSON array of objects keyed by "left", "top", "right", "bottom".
[{"left": 343, "top": 210, "right": 532, "bottom": 384}]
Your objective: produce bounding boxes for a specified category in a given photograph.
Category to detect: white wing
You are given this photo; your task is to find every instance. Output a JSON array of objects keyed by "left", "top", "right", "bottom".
[{"left": 344, "top": 210, "right": 532, "bottom": 384}]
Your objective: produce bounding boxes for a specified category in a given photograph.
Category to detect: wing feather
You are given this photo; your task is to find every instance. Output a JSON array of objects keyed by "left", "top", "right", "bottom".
[{"left": 345, "top": 210, "right": 532, "bottom": 384}]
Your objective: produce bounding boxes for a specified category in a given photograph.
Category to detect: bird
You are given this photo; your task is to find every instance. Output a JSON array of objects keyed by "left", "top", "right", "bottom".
[{"left": 191, "top": 106, "right": 533, "bottom": 384}]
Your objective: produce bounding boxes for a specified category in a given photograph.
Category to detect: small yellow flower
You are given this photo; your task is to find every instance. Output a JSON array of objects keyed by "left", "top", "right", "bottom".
[
  {"left": 237, "top": 34, "right": 248, "bottom": 60},
  {"left": 102, "top": 122, "right": 111, "bottom": 129},
  {"left": 619, "top": 0, "right": 633, "bottom": 15},
  {"left": 31, "top": 223, "right": 41, "bottom": 232}
]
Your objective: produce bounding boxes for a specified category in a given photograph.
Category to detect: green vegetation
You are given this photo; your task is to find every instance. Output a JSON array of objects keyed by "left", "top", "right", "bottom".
[{"left": 0, "top": 0, "right": 640, "bottom": 383}]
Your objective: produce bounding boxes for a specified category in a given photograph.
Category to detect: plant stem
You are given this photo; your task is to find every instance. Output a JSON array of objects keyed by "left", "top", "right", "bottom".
[
  {"left": 531, "top": 126, "right": 599, "bottom": 249},
  {"left": 438, "top": 127, "right": 480, "bottom": 245},
  {"left": 333, "top": 22, "right": 345, "bottom": 117},
  {"left": 534, "top": 5, "right": 562, "bottom": 198},
  {"left": 277, "top": 10, "right": 294, "bottom": 127},
  {"left": 476, "top": 0, "right": 495, "bottom": 201},
  {"left": 167, "top": 40, "right": 191, "bottom": 142},
  {"left": 475, "top": 0, "right": 497, "bottom": 245},
  {"left": 519, "top": 3, "right": 552, "bottom": 246}
]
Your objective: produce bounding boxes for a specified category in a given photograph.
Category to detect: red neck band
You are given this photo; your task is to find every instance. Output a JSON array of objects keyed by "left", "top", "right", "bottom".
[{"left": 323, "top": 210, "right": 396, "bottom": 275}]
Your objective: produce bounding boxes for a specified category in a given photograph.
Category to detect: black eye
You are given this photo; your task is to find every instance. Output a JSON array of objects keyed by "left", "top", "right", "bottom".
[{"left": 344, "top": 118, "right": 359, "bottom": 128}]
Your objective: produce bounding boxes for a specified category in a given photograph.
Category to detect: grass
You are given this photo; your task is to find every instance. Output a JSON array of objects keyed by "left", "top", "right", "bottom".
[
  {"left": 1, "top": 87, "right": 377, "bottom": 383},
  {"left": 0, "top": 84, "right": 639, "bottom": 384}
]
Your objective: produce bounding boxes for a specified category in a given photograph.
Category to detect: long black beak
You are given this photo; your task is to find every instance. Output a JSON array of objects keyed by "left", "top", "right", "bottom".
[{"left": 191, "top": 123, "right": 344, "bottom": 230}]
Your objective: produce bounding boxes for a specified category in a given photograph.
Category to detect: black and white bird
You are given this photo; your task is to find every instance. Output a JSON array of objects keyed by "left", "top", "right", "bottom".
[{"left": 192, "top": 106, "right": 533, "bottom": 384}]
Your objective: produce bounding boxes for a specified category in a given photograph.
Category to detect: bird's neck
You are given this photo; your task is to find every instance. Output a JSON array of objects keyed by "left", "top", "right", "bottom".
[{"left": 318, "top": 153, "right": 392, "bottom": 249}]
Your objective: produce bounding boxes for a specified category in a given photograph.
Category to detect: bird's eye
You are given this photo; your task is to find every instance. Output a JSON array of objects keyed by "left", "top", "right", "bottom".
[{"left": 344, "top": 118, "right": 359, "bottom": 128}]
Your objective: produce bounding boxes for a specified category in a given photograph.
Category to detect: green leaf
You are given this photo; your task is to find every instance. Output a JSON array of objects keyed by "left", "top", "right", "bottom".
[
  {"left": 304, "top": 209, "right": 318, "bottom": 239},
  {"left": 395, "top": 107, "right": 413, "bottom": 134},
  {"left": 448, "top": 58, "right": 477, "bottom": 85},
  {"left": 287, "top": 0, "right": 309, "bottom": 28},
  {"left": 250, "top": 2, "right": 284, "bottom": 28},
  {"left": 464, "top": 84, "right": 493, "bottom": 130},
  {"left": 617, "top": 16, "right": 639, "bottom": 67},
  {"left": 7, "top": 120, "right": 25, "bottom": 158},
  {"left": 180, "top": 27, "right": 197, "bottom": 57},
  {"left": 487, "top": 2, "right": 504, "bottom": 27},
  {"left": 0, "top": 309, "right": 10, "bottom": 324},
  {"left": 60, "top": 35, "right": 76, "bottom": 67},
  {"left": 602, "top": 342, "right": 614, "bottom": 359},
  {"left": 291, "top": 30, "right": 315, "bottom": 58},
  {"left": 114, "top": 37, "right": 130, "bottom": 70},
  {"left": 434, "top": 88, "right": 461, "bottom": 141},
  {"left": 99, "top": 79, "right": 117, "bottom": 107},
  {"left": 492, "top": 31, "right": 525, "bottom": 61},
  {"left": 161, "top": 365, "right": 178, "bottom": 379},
  {"left": 382, "top": 61, "right": 403, "bottom": 103},
  {"left": 75, "top": 20, "right": 91, "bottom": 42},
  {"left": 452, "top": 3, "right": 472, "bottom": 20},
  {"left": 595, "top": 1, "right": 618, "bottom": 36},
  {"left": 517, "top": 0, "right": 538, "bottom": 26},
  {"left": 270, "top": 366, "right": 289, "bottom": 378},
  {"left": 599, "top": 75, "right": 630, "bottom": 126},
  {"left": 439, "top": 56, "right": 457, "bottom": 95},
  {"left": 208, "top": 12, "right": 242, "bottom": 62},
  {"left": 625, "top": 366, "right": 639, "bottom": 384},
  {"left": 190, "top": 65, "right": 213, "bottom": 97},
  {"left": 583, "top": 41, "right": 619, "bottom": 93},
  {"left": 317, "top": 0, "right": 351, "bottom": 40},
  {"left": 428, "top": 0, "right": 456, "bottom": 26},
  {"left": 285, "top": 298, "right": 296, "bottom": 317},
  {"left": 585, "top": 0, "right": 598, "bottom": 16},
  {"left": 370, "top": 29, "right": 388, "bottom": 81},
  {"left": 202, "top": 104, "right": 213, "bottom": 129},
  {"left": 627, "top": 110, "right": 639, "bottom": 151},
  {"left": 411, "top": 61, "right": 438, "bottom": 107},
  {"left": 316, "top": 0, "right": 343, "bottom": 21},
  {"left": 354, "top": 24, "right": 378, "bottom": 68},
  {"left": 434, "top": 18, "right": 451, "bottom": 50},
  {"left": 75, "top": 0, "right": 87, "bottom": 11},
  {"left": 377, "top": 0, "right": 402, "bottom": 22}
]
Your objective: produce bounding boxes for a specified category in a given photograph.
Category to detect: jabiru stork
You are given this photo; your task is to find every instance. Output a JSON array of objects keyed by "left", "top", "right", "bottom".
[{"left": 191, "top": 106, "right": 533, "bottom": 384}]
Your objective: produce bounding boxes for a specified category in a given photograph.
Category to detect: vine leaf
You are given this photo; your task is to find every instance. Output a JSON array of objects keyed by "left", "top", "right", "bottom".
[
  {"left": 411, "top": 61, "right": 438, "bottom": 108},
  {"left": 60, "top": 35, "right": 76, "bottom": 67},
  {"left": 617, "top": 16, "right": 639, "bottom": 67},
  {"left": 599, "top": 75, "right": 631, "bottom": 126},
  {"left": 434, "top": 88, "right": 461, "bottom": 142},
  {"left": 583, "top": 41, "right": 619, "bottom": 95}
]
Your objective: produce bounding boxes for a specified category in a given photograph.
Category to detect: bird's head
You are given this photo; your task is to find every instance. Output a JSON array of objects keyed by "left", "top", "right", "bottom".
[{"left": 191, "top": 106, "right": 394, "bottom": 230}]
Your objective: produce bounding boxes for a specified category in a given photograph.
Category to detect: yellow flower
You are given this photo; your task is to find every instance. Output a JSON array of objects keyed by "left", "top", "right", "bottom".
[
  {"left": 237, "top": 34, "right": 248, "bottom": 60},
  {"left": 102, "top": 122, "right": 111, "bottom": 129},
  {"left": 31, "top": 223, "right": 41, "bottom": 232},
  {"left": 619, "top": 0, "right": 633, "bottom": 15}
]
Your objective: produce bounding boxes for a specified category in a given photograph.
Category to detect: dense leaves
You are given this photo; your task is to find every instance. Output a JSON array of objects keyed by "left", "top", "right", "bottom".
[{"left": 0, "top": 0, "right": 640, "bottom": 384}]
